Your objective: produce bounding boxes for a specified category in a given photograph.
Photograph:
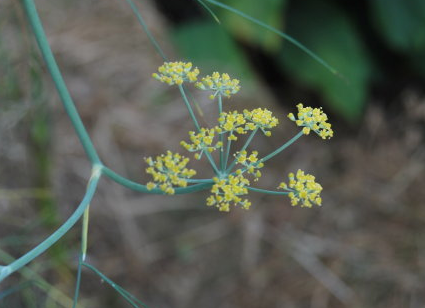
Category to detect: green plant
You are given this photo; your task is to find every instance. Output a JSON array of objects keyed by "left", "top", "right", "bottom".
[{"left": 0, "top": 0, "right": 335, "bottom": 306}]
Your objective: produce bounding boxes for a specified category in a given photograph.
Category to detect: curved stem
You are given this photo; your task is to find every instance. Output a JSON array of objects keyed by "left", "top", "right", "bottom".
[
  {"left": 0, "top": 166, "right": 101, "bottom": 282},
  {"left": 226, "top": 128, "right": 258, "bottom": 173},
  {"left": 101, "top": 166, "right": 212, "bottom": 194},
  {"left": 247, "top": 186, "right": 289, "bottom": 195},
  {"left": 22, "top": 0, "right": 101, "bottom": 164},
  {"left": 178, "top": 85, "right": 201, "bottom": 132},
  {"left": 260, "top": 130, "right": 303, "bottom": 163},
  {"left": 205, "top": 0, "right": 338, "bottom": 76}
]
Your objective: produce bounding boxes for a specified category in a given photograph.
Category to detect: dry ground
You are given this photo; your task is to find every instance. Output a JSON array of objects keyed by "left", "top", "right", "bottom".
[{"left": 1, "top": 1, "right": 425, "bottom": 308}]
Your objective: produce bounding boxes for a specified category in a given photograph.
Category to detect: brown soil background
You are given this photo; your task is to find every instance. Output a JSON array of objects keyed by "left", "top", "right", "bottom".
[{"left": 1, "top": 1, "right": 425, "bottom": 307}]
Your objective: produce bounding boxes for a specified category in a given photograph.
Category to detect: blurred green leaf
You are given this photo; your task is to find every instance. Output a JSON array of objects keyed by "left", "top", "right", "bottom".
[
  {"left": 171, "top": 19, "right": 254, "bottom": 82},
  {"left": 279, "top": 0, "right": 372, "bottom": 122},
  {"left": 217, "top": 0, "right": 287, "bottom": 51},
  {"left": 370, "top": 0, "right": 425, "bottom": 76},
  {"left": 371, "top": 0, "right": 425, "bottom": 52}
]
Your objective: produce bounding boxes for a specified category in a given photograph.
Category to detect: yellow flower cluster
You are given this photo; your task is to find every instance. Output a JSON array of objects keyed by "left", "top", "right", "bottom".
[
  {"left": 195, "top": 72, "right": 241, "bottom": 99},
  {"left": 278, "top": 169, "right": 322, "bottom": 207},
  {"left": 243, "top": 108, "right": 279, "bottom": 136},
  {"left": 145, "top": 151, "right": 196, "bottom": 194},
  {"left": 217, "top": 111, "right": 247, "bottom": 141},
  {"left": 235, "top": 150, "right": 264, "bottom": 181},
  {"left": 206, "top": 175, "right": 251, "bottom": 212},
  {"left": 288, "top": 104, "right": 333, "bottom": 139},
  {"left": 216, "top": 108, "right": 278, "bottom": 140},
  {"left": 180, "top": 128, "right": 223, "bottom": 159},
  {"left": 152, "top": 61, "right": 199, "bottom": 85}
]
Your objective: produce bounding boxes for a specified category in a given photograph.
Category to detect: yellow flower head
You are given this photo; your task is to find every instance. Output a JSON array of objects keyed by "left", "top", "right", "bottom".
[
  {"left": 235, "top": 150, "right": 264, "bottom": 181},
  {"left": 152, "top": 61, "right": 200, "bottom": 85},
  {"left": 180, "top": 128, "right": 223, "bottom": 159},
  {"left": 288, "top": 104, "right": 333, "bottom": 139},
  {"left": 278, "top": 169, "right": 323, "bottom": 207},
  {"left": 195, "top": 72, "right": 241, "bottom": 99},
  {"left": 243, "top": 108, "right": 279, "bottom": 136},
  {"left": 217, "top": 111, "right": 247, "bottom": 141},
  {"left": 206, "top": 175, "right": 251, "bottom": 212},
  {"left": 145, "top": 151, "right": 196, "bottom": 194}
]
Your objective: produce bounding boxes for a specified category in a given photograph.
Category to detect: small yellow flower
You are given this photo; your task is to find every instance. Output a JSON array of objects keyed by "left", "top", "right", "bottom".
[
  {"left": 217, "top": 111, "right": 247, "bottom": 141},
  {"left": 288, "top": 104, "right": 333, "bottom": 139},
  {"left": 243, "top": 108, "right": 279, "bottom": 136},
  {"left": 152, "top": 61, "right": 200, "bottom": 85},
  {"left": 145, "top": 151, "right": 196, "bottom": 194},
  {"left": 206, "top": 175, "right": 251, "bottom": 212},
  {"left": 234, "top": 150, "right": 264, "bottom": 181},
  {"left": 195, "top": 72, "right": 241, "bottom": 99},
  {"left": 180, "top": 128, "right": 222, "bottom": 159},
  {"left": 278, "top": 169, "right": 323, "bottom": 207}
]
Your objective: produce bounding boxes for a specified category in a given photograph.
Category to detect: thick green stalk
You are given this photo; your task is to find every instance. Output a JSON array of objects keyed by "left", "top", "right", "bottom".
[
  {"left": 22, "top": 0, "right": 101, "bottom": 164},
  {"left": 0, "top": 249, "right": 85, "bottom": 307},
  {"left": 101, "top": 166, "right": 212, "bottom": 194},
  {"left": 260, "top": 130, "right": 303, "bottom": 163},
  {"left": 0, "top": 167, "right": 101, "bottom": 282}
]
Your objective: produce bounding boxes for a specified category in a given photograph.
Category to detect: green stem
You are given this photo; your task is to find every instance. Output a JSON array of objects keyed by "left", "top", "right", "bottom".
[
  {"left": 82, "top": 262, "right": 150, "bottom": 308},
  {"left": 204, "top": 151, "right": 221, "bottom": 175},
  {"left": 0, "top": 166, "right": 101, "bottom": 282},
  {"left": 205, "top": 0, "right": 338, "bottom": 75},
  {"left": 81, "top": 207, "right": 89, "bottom": 261},
  {"left": 178, "top": 84, "right": 201, "bottom": 132},
  {"left": 101, "top": 166, "right": 212, "bottom": 194},
  {"left": 0, "top": 280, "right": 35, "bottom": 300},
  {"left": 226, "top": 128, "right": 258, "bottom": 173},
  {"left": 247, "top": 187, "right": 289, "bottom": 195},
  {"left": 22, "top": 0, "right": 101, "bottom": 164},
  {"left": 72, "top": 253, "right": 83, "bottom": 308},
  {"left": 223, "top": 131, "right": 232, "bottom": 168},
  {"left": 185, "top": 178, "right": 214, "bottom": 183},
  {"left": 260, "top": 130, "right": 303, "bottom": 163},
  {"left": 196, "top": 0, "right": 221, "bottom": 24},
  {"left": 218, "top": 95, "right": 224, "bottom": 171},
  {"left": 125, "top": 0, "right": 167, "bottom": 61}
]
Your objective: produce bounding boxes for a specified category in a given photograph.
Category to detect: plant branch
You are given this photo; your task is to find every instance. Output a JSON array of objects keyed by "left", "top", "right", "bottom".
[
  {"left": 260, "top": 130, "right": 303, "bottom": 163},
  {"left": 0, "top": 166, "right": 101, "bottom": 283},
  {"left": 22, "top": 0, "right": 101, "bottom": 164},
  {"left": 101, "top": 166, "right": 212, "bottom": 194}
]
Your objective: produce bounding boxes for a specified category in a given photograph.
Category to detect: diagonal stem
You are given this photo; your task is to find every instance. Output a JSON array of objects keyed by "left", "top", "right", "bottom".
[
  {"left": 178, "top": 84, "right": 201, "bottom": 132},
  {"left": 259, "top": 130, "right": 303, "bottom": 163},
  {"left": 0, "top": 166, "right": 101, "bottom": 282}
]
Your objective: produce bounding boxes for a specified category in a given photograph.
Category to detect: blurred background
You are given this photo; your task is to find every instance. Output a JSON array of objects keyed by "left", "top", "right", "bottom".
[{"left": 1, "top": 0, "right": 425, "bottom": 307}]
